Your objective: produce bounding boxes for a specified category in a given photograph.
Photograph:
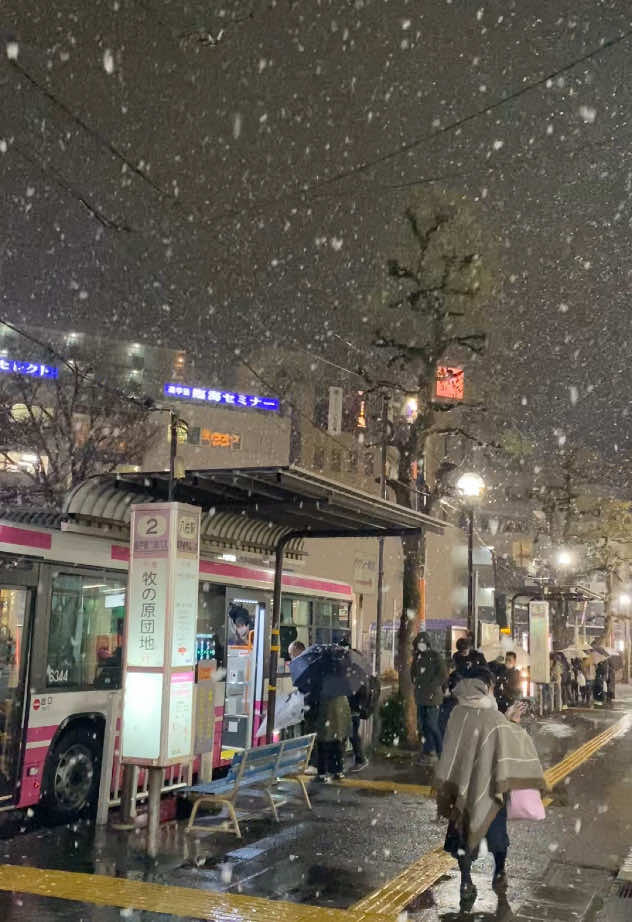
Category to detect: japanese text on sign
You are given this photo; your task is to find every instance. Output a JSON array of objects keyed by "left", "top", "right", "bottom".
[
  {"left": 127, "top": 558, "right": 167, "bottom": 667},
  {"left": 0, "top": 358, "right": 58, "bottom": 379},
  {"left": 163, "top": 382, "right": 279, "bottom": 412},
  {"left": 186, "top": 427, "right": 241, "bottom": 449},
  {"left": 435, "top": 366, "right": 464, "bottom": 400}
]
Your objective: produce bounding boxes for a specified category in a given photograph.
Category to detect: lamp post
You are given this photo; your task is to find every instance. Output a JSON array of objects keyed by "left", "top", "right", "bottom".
[
  {"left": 456, "top": 472, "right": 485, "bottom": 639},
  {"left": 555, "top": 549, "right": 573, "bottom": 646},
  {"left": 620, "top": 593, "right": 631, "bottom": 683}
]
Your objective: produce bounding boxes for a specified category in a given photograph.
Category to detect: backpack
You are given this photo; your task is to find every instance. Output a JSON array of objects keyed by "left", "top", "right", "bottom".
[{"left": 357, "top": 674, "right": 381, "bottom": 719}]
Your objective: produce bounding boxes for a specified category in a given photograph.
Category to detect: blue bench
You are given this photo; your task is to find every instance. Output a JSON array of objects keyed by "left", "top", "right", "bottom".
[{"left": 184, "top": 733, "right": 316, "bottom": 837}]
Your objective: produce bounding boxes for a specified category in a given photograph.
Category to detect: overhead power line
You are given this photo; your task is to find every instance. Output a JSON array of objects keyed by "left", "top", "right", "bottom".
[{"left": 316, "top": 26, "right": 632, "bottom": 190}]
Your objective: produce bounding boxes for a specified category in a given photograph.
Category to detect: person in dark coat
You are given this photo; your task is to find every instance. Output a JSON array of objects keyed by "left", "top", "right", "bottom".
[
  {"left": 453, "top": 636, "right": 487, "bottom": 676},
  {"left": 605, "top": 659, "right": 616, "bottom": 703},
  {"left": 494, "top": 651, "right": 522, "bottom": 714},
  {"left": 411, "top": 631, "right": 447, "bottom": 759},
  {"left": 315, "top": 695, "right": 351, "bottom": 781},
  {"left": 440, "top": 638, "right": 485, "bottom": 734}
]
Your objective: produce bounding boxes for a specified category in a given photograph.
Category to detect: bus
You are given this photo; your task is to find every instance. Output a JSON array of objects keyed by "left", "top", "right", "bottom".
[{"left": 0, "top": 510, "right": 353, "bottom": 822}]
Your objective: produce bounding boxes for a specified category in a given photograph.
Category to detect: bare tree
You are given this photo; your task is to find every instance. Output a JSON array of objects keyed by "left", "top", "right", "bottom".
[
  {"left": 536, "top": 446, "right": 632, "bottom": 646},
  {"left": 357, "top": 199, "right": 493, "bottom": 741},
  {"left": 0, "top": 364, "right": 157, "bottom": 510}
]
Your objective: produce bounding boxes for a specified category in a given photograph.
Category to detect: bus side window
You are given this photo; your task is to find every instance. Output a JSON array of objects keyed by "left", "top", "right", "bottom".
[{"left": 47, "top": 574, "right": 126, "bottom": 689}]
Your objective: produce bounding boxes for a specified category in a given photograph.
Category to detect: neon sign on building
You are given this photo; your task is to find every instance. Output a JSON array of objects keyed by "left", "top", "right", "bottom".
[
  {"left": 0, "top": 358, "right": 58, "bottom": 379},
  {"left": 164, "top": 382, "right": 279, "bottom": 412}
]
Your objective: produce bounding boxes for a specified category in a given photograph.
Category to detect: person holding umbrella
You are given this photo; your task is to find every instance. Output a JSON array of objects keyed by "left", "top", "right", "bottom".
[{"left": 290, "top": 643, "right": 368, "bottom": 782}]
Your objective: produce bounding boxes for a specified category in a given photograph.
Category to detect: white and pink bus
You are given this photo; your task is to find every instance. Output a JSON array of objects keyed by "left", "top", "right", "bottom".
[{"left": 0, "top": 511, "right": 353, "bottom": 822}]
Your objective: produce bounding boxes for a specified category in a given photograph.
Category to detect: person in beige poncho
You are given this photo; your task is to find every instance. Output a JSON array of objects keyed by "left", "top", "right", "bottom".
[{"left": 434, "top": 668, "right": 544, "bottom": 912}]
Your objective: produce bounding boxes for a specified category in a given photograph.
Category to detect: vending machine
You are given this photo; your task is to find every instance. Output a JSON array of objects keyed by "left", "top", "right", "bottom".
[{"left": 221, "top": 590, "right": 268, "bottom": 751}]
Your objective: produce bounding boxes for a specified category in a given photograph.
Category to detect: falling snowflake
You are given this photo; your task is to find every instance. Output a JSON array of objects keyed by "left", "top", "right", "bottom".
[
  {"left": 492, "top": 140, "right": 504, "bottom": 151},
  {"left": 579, "top": 105, "right": 597, "bottom": 124},
  {"left": 103, "top": 49, "right": 115, "bottom": 74},
  {"left": 330, "top": 237, "right": 343, "bottom": 251},
  {"left": 6, "top": 42, "right": 19, "bottom": 61},
  {"left": 233, "top": 113, "right": 243, "bottom": 139}
]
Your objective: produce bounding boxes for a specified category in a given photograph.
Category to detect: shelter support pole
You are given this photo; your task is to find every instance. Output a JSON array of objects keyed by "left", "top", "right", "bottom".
[
  {"left": 467, "top": 507, "right": 475, "bottom": 637},
  {"left": 168, "top": 411, "right": 177, "bottom": 502},
  {"left": 266, "top": 536, "right": 290, "bottom": 744},
  {"left": 120, "top": 764, "right": 138, "bottom": 827},
  {"left": 374, "top": 392, "right": 390, "bottom": 678}
]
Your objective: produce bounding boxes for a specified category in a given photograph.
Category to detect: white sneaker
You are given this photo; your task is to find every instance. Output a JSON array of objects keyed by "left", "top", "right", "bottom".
[
  {"left": 316, "top": 774, "right": 332, "bottom": 784},
  {"left": 304, "top": 765, "right": 318, "bottom": 776}
]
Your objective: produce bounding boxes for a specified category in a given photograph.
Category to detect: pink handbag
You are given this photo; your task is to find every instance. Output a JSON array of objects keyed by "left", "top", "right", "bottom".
[{"left": 507, "top": 788, "right": 546, "bottom": 821}]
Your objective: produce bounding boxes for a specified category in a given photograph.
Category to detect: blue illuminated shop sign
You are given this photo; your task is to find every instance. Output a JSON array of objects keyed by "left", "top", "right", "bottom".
[
  {"left": 0, "top": 358, "right": 58, "bottom": 379},
  {"left": 164, "top": 382, "right": 279, "bottom": 412}
]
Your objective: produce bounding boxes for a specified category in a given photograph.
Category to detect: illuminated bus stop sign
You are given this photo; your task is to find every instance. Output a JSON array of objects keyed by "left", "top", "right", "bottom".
[{"left": 121, "top": 502, "right": 201, "bottom": 766}]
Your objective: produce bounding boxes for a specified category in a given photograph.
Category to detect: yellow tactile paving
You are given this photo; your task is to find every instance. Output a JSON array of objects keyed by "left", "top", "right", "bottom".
[
  {"left": 350, "top": 712, "right": 631, "bottom": 917},
  {"left": 351, "top": 846, "right": 455, "bottom": 917},
  {"left": 543, "top": 714, "right": 630, "bottom": 789},
  {"left": 1, "top": 714, "right": 629, "bottom": 922},
  {"left": 333, "top": 778, "right": 432, "bottom": 797},
  {"left": 0, "top": 864, "right": 386, "bottom": 922}
]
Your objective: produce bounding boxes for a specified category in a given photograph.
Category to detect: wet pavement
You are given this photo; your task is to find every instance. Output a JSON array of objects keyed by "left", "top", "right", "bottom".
[{"left": 0, "top": 693, "right": 630, "bottom": 921}]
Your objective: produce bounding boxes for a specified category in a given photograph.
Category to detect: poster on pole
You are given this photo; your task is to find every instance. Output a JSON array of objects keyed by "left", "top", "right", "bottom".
[
  {"left": 122, "top": 502, "right": 201, "bottom": 766},
  {"left": 328, "top": 386, "right": 343, "bottom": 435},
  {"left": 529, "top": 600, "right": 550, "bottom": 684}
]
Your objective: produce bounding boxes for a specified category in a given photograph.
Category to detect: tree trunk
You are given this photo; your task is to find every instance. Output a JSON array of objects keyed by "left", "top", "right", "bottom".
[
  {"left": 398, "top": 530, "right": 423, "bottom": 746},
  {"left": 598, "top": 568, "right": 615, "bottom": 647}
]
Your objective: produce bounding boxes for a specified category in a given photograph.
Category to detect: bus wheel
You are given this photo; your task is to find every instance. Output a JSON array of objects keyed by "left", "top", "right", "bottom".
[{"left": 42, "top": 726, "right": 101, "bottom": 823}]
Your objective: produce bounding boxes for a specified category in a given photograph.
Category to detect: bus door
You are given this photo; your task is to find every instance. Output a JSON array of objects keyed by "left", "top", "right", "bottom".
[
  {"left": 222, "top": 590, "right": 267, "bottom": 753},
  {"left": 0, "top": 572, "right": 36, "bottom": 801}
]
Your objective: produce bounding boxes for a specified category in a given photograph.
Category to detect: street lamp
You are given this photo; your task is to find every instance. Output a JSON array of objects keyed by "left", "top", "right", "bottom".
[
  {"left": 556, "top": 549, "right": 573, "bottom": 568},
  {"left": 457, "top": 472, "right": 485, "bottom": 637}
]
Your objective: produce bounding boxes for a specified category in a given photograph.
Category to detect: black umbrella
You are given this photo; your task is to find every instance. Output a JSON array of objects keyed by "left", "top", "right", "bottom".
[{"left": 290, "top": 644, "right": 371, "bottom": 698}]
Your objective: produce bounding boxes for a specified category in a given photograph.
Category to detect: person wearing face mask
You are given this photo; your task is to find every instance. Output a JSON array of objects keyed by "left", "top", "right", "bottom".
[{"left": 411, "top": 631, "right": 448, "bottom": 761}]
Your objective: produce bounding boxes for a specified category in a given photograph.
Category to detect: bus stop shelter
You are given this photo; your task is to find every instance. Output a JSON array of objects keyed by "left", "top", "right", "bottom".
[{"left": 65, "top": 465, "right": 446, "bottom": 741}]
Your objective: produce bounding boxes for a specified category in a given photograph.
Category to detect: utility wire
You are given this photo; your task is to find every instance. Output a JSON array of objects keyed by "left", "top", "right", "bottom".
[
  {"left": 316, "top": 26, "right": 632, "bottom": 190},
  {"left": 5, "top": 22, "right": 632, "bottom": 240}
]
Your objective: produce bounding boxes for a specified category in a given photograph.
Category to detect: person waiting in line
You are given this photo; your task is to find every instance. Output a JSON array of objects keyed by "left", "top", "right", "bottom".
[
  {"left": 453, "top": 636, "right": 486, "bottom": 676},
  {"left": 494, "top": 651, "right": 522, "bottom": 714},
  {"left": 593, "top": 660, "right": 606, "bottom": 705},
  {"left": 550, "top": 654, "right": 563, "bottom": 711},
  {"left": 411, "top": 632, "right": 447, "bottom": 762},
  {"left": 606, "top": 658, "right": 616, "bottom": 703},
  {"left": 440, "top": 637, "right": 485, "bottom": 736},
  {"left": 560, "top": 654, "right": 572, "bottom": 710},
  {"left": 582, "top": 654, "right": 595, "bottom": 707},
  {"left": 288, "top": 640, "right": 319, "bottom": 772},
  {"left": 435, "top": 667, "right": 545, "bottom": 913},
  {"left": 315, "top": 692, "right": 351, "bottom": 782},
  {"left": 570, "top": 657, "right": 581, "bottom": 705}
]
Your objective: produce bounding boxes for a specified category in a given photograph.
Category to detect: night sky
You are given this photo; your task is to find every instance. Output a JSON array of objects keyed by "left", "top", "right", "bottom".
[{"left": 3, "top": 1, "right": 632, "bottom": 467}]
